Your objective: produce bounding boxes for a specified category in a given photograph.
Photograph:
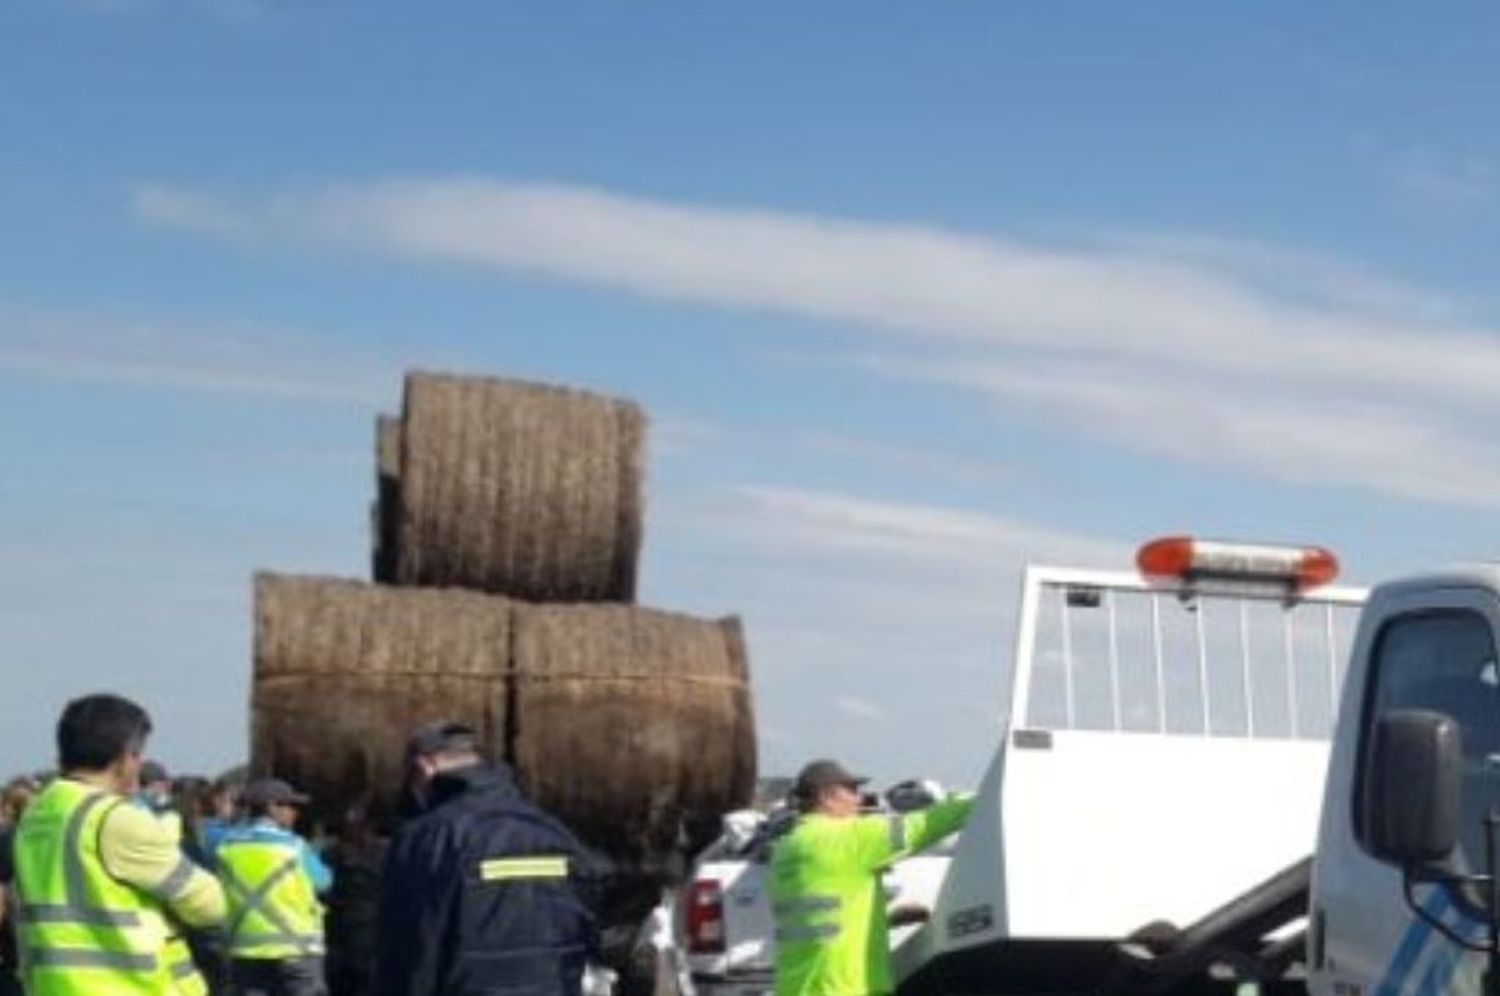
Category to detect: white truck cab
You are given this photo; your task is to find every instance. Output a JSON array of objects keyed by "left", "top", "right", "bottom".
[{"left": 1310, "top": 566, "right": 1500, "bottom": 996}]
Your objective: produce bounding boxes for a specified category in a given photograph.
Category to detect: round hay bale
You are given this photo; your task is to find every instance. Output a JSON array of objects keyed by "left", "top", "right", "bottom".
[
  {"left": 394, "top": 372, "right": 646, "bottom": 601},
  {"left": 511, "top": 604, "right": 757, "bottom": 864},
  {"left": 252, "top": 573, "right": 513, "bottom": 826},
  {"left": 371, "top": 414, "right": 402, "bottom": 583}
]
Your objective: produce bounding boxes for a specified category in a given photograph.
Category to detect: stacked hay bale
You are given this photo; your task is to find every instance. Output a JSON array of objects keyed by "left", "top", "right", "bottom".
[
  {"left": 392, "top": 374, "right": 645, "bottom": 601},
  {"left": 369, "top": 415, "right": 402, "bottom": 583},
  {"left": 254, "top": 371, "right": 756, "bottom": 872},
  {"left": 510, "top": 603, "right": 756, "bottom": 859},
  {"left": 252, "top": 574, "right": 514, "bottom": 825}
]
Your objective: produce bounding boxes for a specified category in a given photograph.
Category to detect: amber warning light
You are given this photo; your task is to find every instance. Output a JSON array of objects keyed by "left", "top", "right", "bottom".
[{"left": 1136, "top": 536, "right": 1339, "bottom": 591}]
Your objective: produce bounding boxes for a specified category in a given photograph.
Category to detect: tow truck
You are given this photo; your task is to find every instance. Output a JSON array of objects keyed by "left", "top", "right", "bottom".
[{"left": 680, "top": 537, "right": 1370, "bottom": 996}]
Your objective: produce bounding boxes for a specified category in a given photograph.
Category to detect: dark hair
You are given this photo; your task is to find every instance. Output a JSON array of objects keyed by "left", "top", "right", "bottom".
[
  {"left": 57, "top": 694, "right": 153, "bottom": 772},
  {"left": 170, "top": 776, "right": 212, "bottom": 842}
]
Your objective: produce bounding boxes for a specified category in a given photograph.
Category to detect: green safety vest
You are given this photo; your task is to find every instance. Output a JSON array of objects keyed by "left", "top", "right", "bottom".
[
  {"left": 215, "top": 836, "right": 324, "bottom": 960},
  {"left": 12, "top": 779, "right": 207, "bottom": 996},
  {"left": 768, "top": 796, "right": 974, "bottom": 996}
]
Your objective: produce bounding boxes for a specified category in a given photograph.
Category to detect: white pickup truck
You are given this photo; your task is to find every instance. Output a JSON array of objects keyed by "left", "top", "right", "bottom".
[{"left": 676, "top": 785, "right": 959, "bottom": 996}]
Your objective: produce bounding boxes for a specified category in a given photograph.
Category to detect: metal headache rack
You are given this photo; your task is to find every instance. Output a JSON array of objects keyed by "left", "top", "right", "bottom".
[{"left": 1016, "top": 567, "right": 1367, "bottom": 741}]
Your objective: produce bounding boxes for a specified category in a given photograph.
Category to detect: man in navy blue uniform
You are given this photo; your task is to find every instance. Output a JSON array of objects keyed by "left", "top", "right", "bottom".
[{"left": 374, "top": 721, "right": 599, "bottom": 996}]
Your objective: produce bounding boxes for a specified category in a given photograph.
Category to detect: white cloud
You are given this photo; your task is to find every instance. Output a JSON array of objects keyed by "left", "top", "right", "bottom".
[
  {"left": 833, "top": 695, "right": 885, "bottom": 721},
  {"left": 732, "top": 485, "right": 1127, "bottom": 571},
  {"left": 134, "top": 177, "right": 1500, "bottom": 508},
  {"left": 863, "top": 354, "right": 1500, "bottom": 509},
  {"left": 1095, "top": 231, "right": 1483, "bottom": 322},
  {"left": 0, "top": 304, "right": 399, "bottom": 406},
  {"left": 652, "top": 483, "right": 1106, "bottom": 781}
]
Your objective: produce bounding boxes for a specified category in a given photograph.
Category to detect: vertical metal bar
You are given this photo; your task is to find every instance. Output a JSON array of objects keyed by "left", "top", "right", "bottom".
[
  {"left": 1061, "top": 588, "right": 1076, "bottom": 729},
  {"left": 1107, "top": 591, "right": 1122, "bottom": 731},
  {"left": 1325, "top": 603, "right": 1339, "bottom": 736},
  {"left": 1284, "top": 609, "right": 1300, "bottom": 739},
  {"left": 1290, "top": 600, "right": 1302, "bottom": 738},
  {"left": 1152, "top": 594, "right": 1167, "bottom": 734},
  {"left": 1240, "top": 601, "right": 1255, "bottom": 738},
  {"left": 1196, "top": 601, "right": 1211, "bottom": 735},
  {"left": 1010, "top": 570, "right": 1045, "bottom": 732}
]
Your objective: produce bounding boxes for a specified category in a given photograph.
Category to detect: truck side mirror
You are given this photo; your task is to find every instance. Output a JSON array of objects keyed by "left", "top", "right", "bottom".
[{"left": 1365, "top": 709, "right": 1462, "bottom": 867}]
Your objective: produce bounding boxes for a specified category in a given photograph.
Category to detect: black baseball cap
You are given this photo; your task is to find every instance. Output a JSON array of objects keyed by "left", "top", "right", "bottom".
[
  {"left": 241, "top": 778, "right": 311, "bottom": 807},
  {"left": 793, "top": 759, "right": 868, "bottom": 799},
  {"left": 139, "top": 760, "right": 170, "bottom": 785},
  {"left": 405, "top": 720, "right": 479, "bottom": 760}
]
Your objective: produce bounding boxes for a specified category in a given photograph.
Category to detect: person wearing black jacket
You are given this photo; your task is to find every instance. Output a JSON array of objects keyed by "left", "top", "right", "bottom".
[{"left": 374, "top": 722, "right": 599, "bottom": 996}]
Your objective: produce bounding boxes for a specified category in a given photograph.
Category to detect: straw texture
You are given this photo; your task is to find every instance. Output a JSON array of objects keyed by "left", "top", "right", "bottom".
[
  {"left": 393, "top": 372, "right": 645, "bottom": 601},
  {"left": 252, "top": 575, "right": 755, "bottom": 861}
]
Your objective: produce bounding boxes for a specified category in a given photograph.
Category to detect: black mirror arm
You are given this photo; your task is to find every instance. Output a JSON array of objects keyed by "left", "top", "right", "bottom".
[{"left": 1402, "top": 869, "right": 1494, "bottom": 953}]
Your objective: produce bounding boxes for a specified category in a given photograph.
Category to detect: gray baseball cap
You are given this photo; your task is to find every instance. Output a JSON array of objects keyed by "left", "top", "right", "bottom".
[
  {"left": 793, "top": 759, "right": 868, "bottom": 799},
  {"left": 241, "top": 777, "right": 311, "bottom": 807}
]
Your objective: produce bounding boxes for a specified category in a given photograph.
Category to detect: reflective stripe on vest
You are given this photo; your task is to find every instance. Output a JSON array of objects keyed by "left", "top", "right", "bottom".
[
  {"left": 774, "top": 922, "right": 841, "bottom": 943},
  {"left": 165, "top": 935, "right": 207, "bottom": 996},
  {"left": 26, "top": 948, "right": 159, "bottom": 971},
  {"left": 13, "top": 779, "right": 196, "bottom": 995},
  {"left": 218, "top": 841, "right": 324, "bottom": 958},
  {"left": 888, "top": 815, "right": 906, "bottom": 852},
  {"left": 772, "top": 890, "right": 844, "bottom": 944}
]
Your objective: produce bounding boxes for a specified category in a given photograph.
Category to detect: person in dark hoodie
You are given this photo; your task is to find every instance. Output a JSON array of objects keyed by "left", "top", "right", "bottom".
[
  {"left": 373, "top": 721, "right": 599, "bottom": 996},
  {"left": 323, "top": 803, "right": 387, "bottom": 996}
]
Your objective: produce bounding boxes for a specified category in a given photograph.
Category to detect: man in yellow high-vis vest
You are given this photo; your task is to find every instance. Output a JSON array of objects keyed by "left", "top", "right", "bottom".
[
  {"left": 213, "top": 778, "right": 331, "bottom": 996},
  {"left": 12, "top": 692, "right": 226, "bottom": 995},
  {"left": 769, "top": 760, "right": 974, "bottom": 996}
]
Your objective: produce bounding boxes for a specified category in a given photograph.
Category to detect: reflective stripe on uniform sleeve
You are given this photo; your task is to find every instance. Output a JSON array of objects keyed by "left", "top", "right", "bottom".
[
  {"left": 232, "top": 932, "right": 325, "bottom": 950},
  {"left": 151, "top": 856, "right": 199, "bottom": 901},
  {"left": 479, "top": 856, "right": 569, "bottom": 881},
  {"left": 772, "top": 895, "right": 841, "bottom": 916},
  {"left": 774, "top": 923, "right": 841, "bottom": 943}
]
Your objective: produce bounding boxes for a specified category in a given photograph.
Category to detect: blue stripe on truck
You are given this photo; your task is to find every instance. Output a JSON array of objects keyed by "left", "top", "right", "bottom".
[{"left": 1375, "top": 888, "right": 1450, "bottom": 996}]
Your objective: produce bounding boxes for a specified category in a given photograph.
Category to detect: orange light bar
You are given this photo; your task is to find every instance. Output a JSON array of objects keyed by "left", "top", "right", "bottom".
[{"left": 1136, "top": 536, "right": 1339, "bottom": 589}]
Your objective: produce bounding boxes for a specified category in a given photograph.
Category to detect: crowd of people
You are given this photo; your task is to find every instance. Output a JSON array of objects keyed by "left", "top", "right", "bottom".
[
  {"left": 0, "top": 693, "right": 600, "bottom": 996},
  {"left": 0, "top": 693, "right": 974, "bottom": 996}
]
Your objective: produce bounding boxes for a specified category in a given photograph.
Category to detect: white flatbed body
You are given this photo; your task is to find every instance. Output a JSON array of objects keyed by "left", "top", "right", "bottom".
[{"left": 898, "top": 565, "right": 1367, "bottom": 995}]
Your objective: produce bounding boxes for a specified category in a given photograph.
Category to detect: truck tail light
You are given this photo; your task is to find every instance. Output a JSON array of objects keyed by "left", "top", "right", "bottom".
[{"left": 686, "top": 879, "right": 726, "bottom": 955}]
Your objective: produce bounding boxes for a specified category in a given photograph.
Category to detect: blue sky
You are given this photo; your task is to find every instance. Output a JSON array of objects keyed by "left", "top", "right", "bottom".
[{"left": 5, "top": 2, "right": 1500, "bottom": 787}]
